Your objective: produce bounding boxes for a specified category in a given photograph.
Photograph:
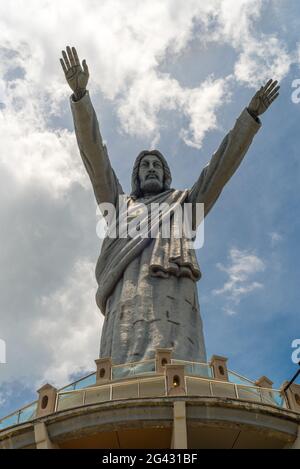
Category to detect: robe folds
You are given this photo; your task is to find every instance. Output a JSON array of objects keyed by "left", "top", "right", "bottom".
[{"left": 71, "top": 92, "right": 261, "bottom": 365}]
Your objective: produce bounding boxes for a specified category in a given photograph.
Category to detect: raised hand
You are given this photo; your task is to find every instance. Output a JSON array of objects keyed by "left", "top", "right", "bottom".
[
  {"left": 60, "top": 46, "right": 89, "bottom": 101},
  {"left": 248, "top": 79, "right": 280, "bottom": 118}
]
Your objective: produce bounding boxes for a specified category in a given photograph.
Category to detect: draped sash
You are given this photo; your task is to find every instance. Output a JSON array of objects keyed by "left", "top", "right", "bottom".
[{"left": 95, "top": 189, "right": 201, "bottom": 313}]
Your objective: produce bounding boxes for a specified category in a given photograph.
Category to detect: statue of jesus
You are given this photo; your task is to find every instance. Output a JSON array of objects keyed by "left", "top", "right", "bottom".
[{"left": 60, "top": 46, "right": 279, "bottom": 365}]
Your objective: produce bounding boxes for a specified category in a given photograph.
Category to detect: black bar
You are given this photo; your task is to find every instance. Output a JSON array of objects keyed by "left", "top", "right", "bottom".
[{"left": 283, "top": 361, "right": 300, "bottom": 392}]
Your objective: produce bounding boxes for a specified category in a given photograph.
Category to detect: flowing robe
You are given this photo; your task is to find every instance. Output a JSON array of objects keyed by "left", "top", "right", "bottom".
[{"left": 71, "top": 92, "right": 261, "bottom": 365}]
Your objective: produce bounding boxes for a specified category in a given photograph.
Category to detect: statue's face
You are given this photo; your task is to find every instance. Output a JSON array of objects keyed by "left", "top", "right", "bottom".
[{"left": 138, "top": 154, "right": 164, "bottom": 195}]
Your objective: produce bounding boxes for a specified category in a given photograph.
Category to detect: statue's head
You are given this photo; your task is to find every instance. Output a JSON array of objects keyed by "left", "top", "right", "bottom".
[{"left": 131, "top": 150, "right": 172, "bottom": 198}]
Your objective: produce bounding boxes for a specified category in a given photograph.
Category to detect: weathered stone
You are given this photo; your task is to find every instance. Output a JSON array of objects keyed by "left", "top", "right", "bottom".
[{"left": 60, "top": 47, "right": 279, "bottom": 367}]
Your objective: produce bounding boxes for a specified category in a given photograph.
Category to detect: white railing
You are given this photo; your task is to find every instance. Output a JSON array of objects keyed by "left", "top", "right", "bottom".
[
  {"left": 54, "top": 374, "right": 286, "bottom": 414},
  {"left": 0, "top": 360, "right": 287, "bottom": 432},
  {"left": 56, "top": 375, "right": 167, "bottom": 412},
  {"left": 185, "top": 376, "right": 286, "bottom": 408}
]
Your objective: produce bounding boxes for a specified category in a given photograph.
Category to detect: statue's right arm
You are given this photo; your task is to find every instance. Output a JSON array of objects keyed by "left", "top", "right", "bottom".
[
  {"left": 70, "top": 91, "right": 124, "bottom": 207},
  {"left": 60, "top": 46, "right": 124, "bottom": 207}
]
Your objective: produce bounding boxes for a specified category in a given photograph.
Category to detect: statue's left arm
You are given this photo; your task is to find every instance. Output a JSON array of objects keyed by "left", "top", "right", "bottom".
[{"left": 188, "top": 79, "right": 280, "bottom": 217}]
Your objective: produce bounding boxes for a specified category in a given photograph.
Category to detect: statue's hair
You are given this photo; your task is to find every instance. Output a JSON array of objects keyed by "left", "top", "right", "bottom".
[{"left": 130, "top": 149, "right": 172, "bottom": 198}]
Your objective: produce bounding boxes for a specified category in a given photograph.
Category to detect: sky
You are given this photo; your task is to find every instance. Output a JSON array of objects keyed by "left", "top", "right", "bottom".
[{"left": 0, "top": 0, "right": 300, "bottom": 418}]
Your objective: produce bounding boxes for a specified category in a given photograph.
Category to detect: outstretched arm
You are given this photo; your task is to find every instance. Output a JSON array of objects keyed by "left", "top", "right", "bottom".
[
  {"left": 60, "top": 46, "right": 124, "bottom": 207},
  {"left": 188, "top": 79, "right": 280, "bottom": 217}
]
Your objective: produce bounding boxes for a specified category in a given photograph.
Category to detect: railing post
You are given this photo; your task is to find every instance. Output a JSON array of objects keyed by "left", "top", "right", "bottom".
[
  {"left": 258, "top": 387, "right": 264, "bottom": 403},
  {"left": 255, "top": 376, "right": 273, "bottom": 405},
  {"left": 54, "top": 392, "right": 59, "bottom": 412},
  {"left": 280, "top": 381, "right": 300, "bottom": 412},
  {"left": 165, "top": 364, "right": 186, "bottom": 396},
  {"left": 36, "top": 384, "right": 58, "bottom": 418},
  {"left": 155, "top": 348, "right": 173, "bottom": 373},
  {"left": 209, "top": 355, "right": 229, "bottom": 381},
  {"left": 95, "top": 357, "right": 112, "bottom": 385},
  {"left": 255, "top": 376, "right": 273, "bottom": 389}
]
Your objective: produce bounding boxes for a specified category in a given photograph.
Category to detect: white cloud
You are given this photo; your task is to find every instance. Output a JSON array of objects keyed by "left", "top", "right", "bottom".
[
  {"left": 180, "top": 77, "right": 231, "bottom": 148},
  {"left": 33, "top": 258, "right": 102, "bottom": 388},
  {"left": 0, "top": 110, "right": 86, "bottom": 197},
  {"left": 234, "top": 36, "right": 291, "bottom": 85},
  {"left": 0, "top": 0, "right": 295, "bottom": 183},
  {"left": 213, "top": 248, "right": 266, "bottom": 311},
  {"left": 118, "top": 73, "right": 230, "bottom": 148},
  {"left": 0, "top": 46, "right": 87, "bottom": 196},
  {"left": 269, "top": 231, "right": 283, "bottom": 247},
  {"left": 0, "top": 391, "right": 7, "bottom": 407},
  {"left": 222, "top": 306, "right": 238, "bottom": 316},
  {"left": 199, "top": 1, "right": 292, "bottom": 86},
  {"left": 0, "top": 256, "right": 101, "bottom": 392}
]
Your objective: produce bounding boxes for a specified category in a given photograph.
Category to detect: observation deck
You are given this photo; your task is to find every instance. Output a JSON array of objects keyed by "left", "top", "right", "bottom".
[{"left": 1, "top": 351, "right": 299, "bottom": 449}]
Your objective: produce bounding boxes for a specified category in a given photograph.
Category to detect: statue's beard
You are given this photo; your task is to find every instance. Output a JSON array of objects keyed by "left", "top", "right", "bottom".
[{"left": 140, "top": 177, "right": 163, "bottom": 195}]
